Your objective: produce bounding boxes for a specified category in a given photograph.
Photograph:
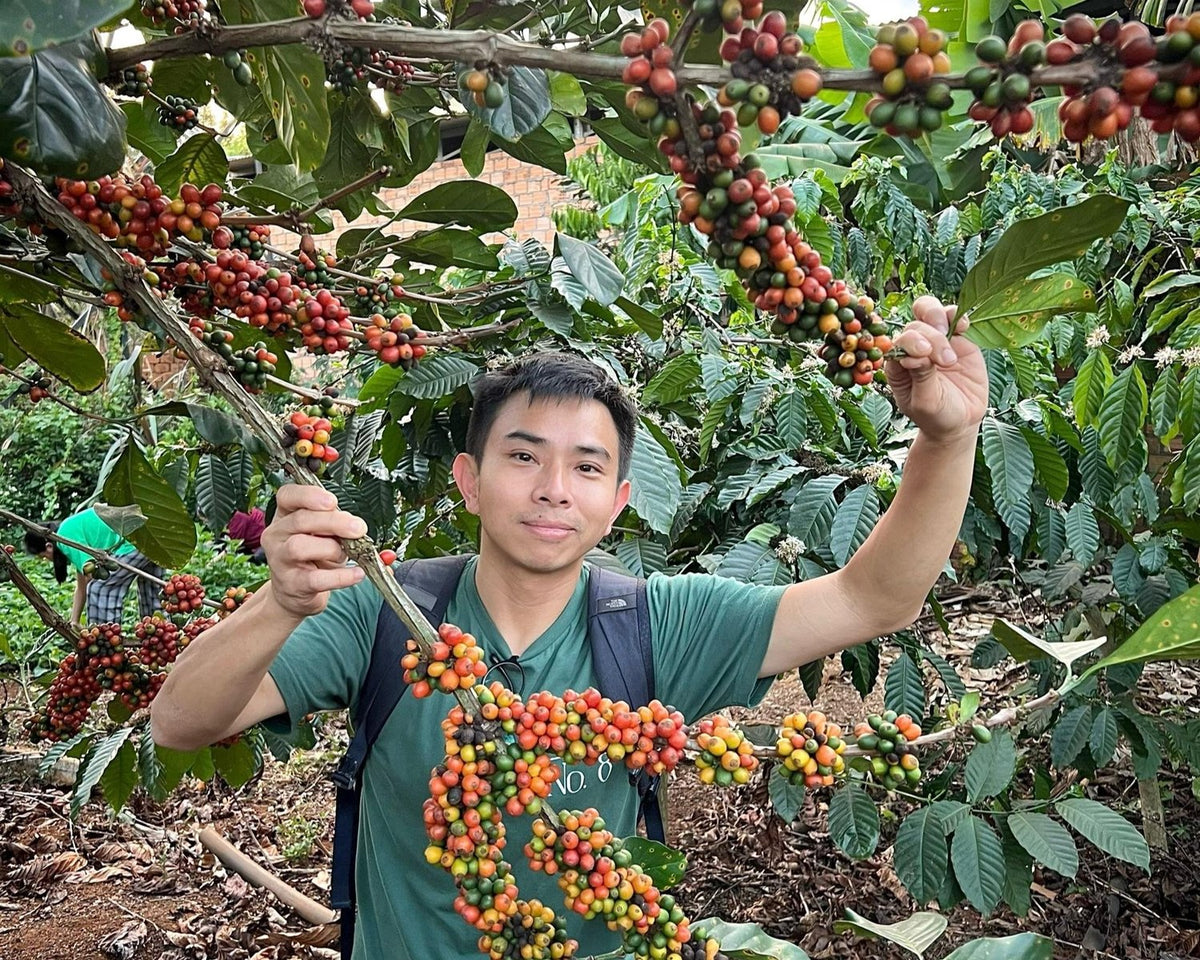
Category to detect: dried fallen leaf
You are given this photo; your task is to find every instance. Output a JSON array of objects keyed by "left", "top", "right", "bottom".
[
  {"left": 6, "top": 850, "right": 86, "bottom": 884},
  {"left": 98, "top": 918, "right": 148, "bottom": 959},
  {"left": 67, "top": 865, "right": 133, "bottom": 883}
]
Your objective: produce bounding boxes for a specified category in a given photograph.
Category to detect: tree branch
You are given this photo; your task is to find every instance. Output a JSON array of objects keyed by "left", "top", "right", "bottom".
[{"left": 0, "top": 547, "right": 79, "bottom": 646}]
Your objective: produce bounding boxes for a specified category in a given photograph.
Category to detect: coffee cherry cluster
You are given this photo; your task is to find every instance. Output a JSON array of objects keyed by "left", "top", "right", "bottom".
[
  {"left": 161, "top": 573, "right": 205, "bottom": 614},
  {"left": 230, "top": 341, "right": 278, "bottom": 391},
  {"left": 461, "top": 62, "right": 511, "bottom": 110},
  {"left": 83, "top": 558, "right": 115, "bottom": 581},
  {"left": 691, "top": 0, "right": 763, "bottom": 35},
  {"left": 962, "top": 21, "right": 1043, "bottom": 137},
  {"left": 718, "top": 11, "right": 822, "bottom": 135},
  {"left": 141, "top": 0, "right": 208, "bottom": 31},
  {"left": 864, "top": 17, "right": 953, "bottom": 135},
  {"left": 221, "top": 49, "right": 255, "bottom": 87},
  {"left": 216, "top": 223, "right": 272, "bottom": 258},
  {"left": 304, "top": 0, "right": 374, "bottom": 18},
  {"left": 284, "top": 408, "right": 340, "bottom": 472},
  {"left": 109, "top": 63, "right": 151, "bottom": 98},
  {"left": 74, "top": 625, "right": 133, "bottom": 690},
  {"left": 814, "top": 301, "right": 894, "bottom": 388},
  {"left": 364, "top": 312, "right": 428, "bottom": 368},
  {"left": 853, "top": 710, "right": 922, "bottom": 788},
  {"left": 200, "top": 251, "right": 299, "bottom": 335},
  {"left": 776, "top": 710, "right": 846, "bottom": 788},
  {"left": 528, "top": 808, "right": 696, "bottom": 960},
  {"left": 158, "top": 94, "right": 201, "bottom": 132},
  {"left": 477, "top": 898, "right": 575, "bottom": 960},
  {"left": 17, "top": 372, "right": 53, "bottom": 403},
  {"left": 183, "top": 612, "right": 220, "bottom": 643},
  {"left": 55, "top": 176, "right": 223, "bottom": 255},
  {"left": 24, "top": 652, "right": 102, "bottom": 742},
  {"left": 693, "top": 716, "right": 758, "bottom": 785},
  {"left": 218, "top": 586, "right": 253, "bottom": 617},
  {"left": 620, "top": 18, "right": 678, "bottom": 104},
  {"left": 132, "top": 614, "right": 186, "bottom": 669},
  {"left": 298, "top": 287, "right": 353, "bottom": 355},
  {"left": 402, "top": 623, "right": 489, "bottom": 697}
]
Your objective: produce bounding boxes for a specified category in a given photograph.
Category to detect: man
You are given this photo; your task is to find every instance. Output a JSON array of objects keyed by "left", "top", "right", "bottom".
[
  {"left": 152, "top": 298, "right": 987, "bottom": 960},
  {"left": 24, "top": 507, "right": 164, "bottom": 625}
]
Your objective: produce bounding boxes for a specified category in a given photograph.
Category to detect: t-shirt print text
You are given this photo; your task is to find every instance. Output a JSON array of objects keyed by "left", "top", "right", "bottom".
[{"left": 548, "top": 752, "right": 615, "bottom": 794}]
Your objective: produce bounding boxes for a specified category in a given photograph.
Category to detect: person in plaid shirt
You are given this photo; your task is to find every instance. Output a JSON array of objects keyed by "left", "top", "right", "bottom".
[{"left": 24, "top": 507, "right": 164, "bottom": 625}]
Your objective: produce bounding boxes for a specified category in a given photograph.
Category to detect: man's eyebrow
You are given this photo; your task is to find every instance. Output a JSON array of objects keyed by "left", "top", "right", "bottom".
[{"left": 503, "top": 430, "right": 612, "bottom": 461}]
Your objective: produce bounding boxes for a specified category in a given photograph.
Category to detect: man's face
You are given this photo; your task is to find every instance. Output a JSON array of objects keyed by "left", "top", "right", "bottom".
[{"left": 453, "top": 394, "right": 631, "bottom": 576}]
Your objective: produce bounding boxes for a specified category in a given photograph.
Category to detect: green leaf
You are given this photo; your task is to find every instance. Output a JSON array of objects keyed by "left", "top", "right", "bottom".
[
  {"left": 1055, "top": 798, "right": 1150, "bottom": 872},
  {"left": 98, "top": 738, "right": 138, "bottom": 814},
  {"left": 1150, "top": 369, "right": 1180, "bottom": 440},
  {"left": 628, "top": 426, "right": 683, "bottom": 535},
  {"left": 717, "top": 541, "right": 791, "bottom": 586},
  {"left": 884, "top": 652, "right": 925, "bottom": 722},
  {"left": 964, "top": 729, "right": 1016, "bottom": 802},
  {"left": 942, "top": 933, "right": 1053, "bottom": 960},
  {"left": 588, "top": 116, "right": 669, "bottom": 172},
  {"left": 211, "top": 736, "right": 259, "bottom": 789},
  {"left": 0, "top": 37, "right": 127, "bottom": 177},
  {"left": 92, "top": 503, "right": 146, "bottom": 538},
  {"left": 363, "top": 354, "right": 479, "bottom": 405},
  {"left": 386, "top": 227, "right": 500, "bottom": 271},
  {"left": 833, "top": 908, "right": 947, "bottom": 959},
  {"left": 698, "top": 394, "right": 733, "bottom": 465},
  {"left": 1072, "top": 350, "right": 1113, "bottom": 428},
  {"left": 0, "top": 304, "right": 105, "bottom": 391},
  {"left": 789, "top": 475, "right": 842, "bottom": 546},
  {"left": 620, "top": 838, "right": 686, "bottom": 889},
  {"left": 690, "top": 918, "right": 810, "bottom": 959},
  {"left": 460, "top": 65, "right": 551, "bottom": 140},
  {"left": 614, "top": 297, "right": 663, "bottom": 341},
  {"left": 980, "top": 418, "right": 1032, "bottom": 540},
  {"left": 769, "top": 766, "right": 807, "bottom": 824},
  {"left": 1098, "top": 364, "right": 1148, "bottom": 473},
  {"left": 397, "top": 179, "right": 518, "bottom": 232},
  {"left": 195, "top": 453, "right": 237, "bottom": 533},
  {"left": 1080, "top": 583, "right": 1200, "bottom": 681},
  {"left": 950, "top": 815, "right": 1006, "bottom": 914},
  {"left": 154, "top": 133, "right": 228, "bottom": 198},
  {"left": 73, "top": 727, "right": 133, "bottom": 817},
  {"left": 547, "top": 71, "right": 587, "bottom": 115},
  {"left": 460, "top": 117, "right": 488, "bottom": 177},
  {"left": 829, "top": 783, "right": 880, "bottom": 860},
  {"left": 0, "top": 262, "right": 56, "bottom": 305},
  {"left": 893, "top": 807, "right": 949, "bottom": 906},
  {"left": 614, "top": 538, "right": 667, "bottom": 578},
  {"left": 842, "top": 643, "right": 880, "bottom": 698},
  {"left": 1064, "top": 501, "right": 1100, "bottom": 566},
  {"left": 1000, "top": 827, "right": 1033, "bottom": 917},
  {"left": 1090, "top": 707, "right": 1118, "bottom": 767},
  {"left": 1008, "top": 812, "right": 1078, "bottom": 878},
  {"left": 120, "top": 98, "right": 177, "bottom": 165},
  {"left": 959, "top": 196, "right": 1131, "bottom": 319},
  {"left": 965, "top": 273, "right": 1096, "bottom": 349},
  {"left": 776, "top": 391, "right": 807, "bottom": 450},
  {"left": 829, "top": 484, "right": 879, "bottom": 567},
  {"left": 233, "top": 8, "right": 329, "bottom": 171},
  {"left": 990, "top": 617, "right": 1106, "bottom": 669},
  {"left": 642, "top": 356, "right": 699, "bottom": 405},
  {"left": 1020, "top": 427, "right": 1069, "bottom": 502},
  {"left": 1051, "top": 704, "right": 1095, "bottom": 769},
  {"left": 1180, "top": 367, "right": 1200, "bottom": 442},
  {"left": 556, "top": 233, "right": 625, "bottom": 307},
  {"left": 1, "top": 1, "right": 133, "bottom": 57},
  {"left": 102, "top": 442, "right": 196, "bottom": 567}
]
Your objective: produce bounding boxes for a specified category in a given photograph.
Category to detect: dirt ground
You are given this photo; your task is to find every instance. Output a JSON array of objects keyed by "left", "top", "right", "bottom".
[{"left": 2, "top": 584, "right": 1198, "bottom": 960}]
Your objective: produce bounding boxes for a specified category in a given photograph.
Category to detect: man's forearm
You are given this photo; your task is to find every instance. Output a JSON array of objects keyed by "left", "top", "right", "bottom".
[
  {"left": 842, "top": 428, "right": 978, "bottom": 629},
  {"left": 71, "top": 576, "right": 87, "bottom": 625},
  {"left": 150, "top": 583, "right": 304, "bottom": 748}
]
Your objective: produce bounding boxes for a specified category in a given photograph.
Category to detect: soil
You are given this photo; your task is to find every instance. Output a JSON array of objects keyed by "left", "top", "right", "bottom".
[{"left": 1, "top": 586, "right": 1198, "bottom": 960}]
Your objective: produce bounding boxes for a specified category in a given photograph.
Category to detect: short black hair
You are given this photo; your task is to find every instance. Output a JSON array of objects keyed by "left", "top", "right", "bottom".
[
  {"left": 466, "top": 353, "right": 637, "bottom": 480},
  {"left": 24, "top": 522, "right": 69, "bottom": 583}
]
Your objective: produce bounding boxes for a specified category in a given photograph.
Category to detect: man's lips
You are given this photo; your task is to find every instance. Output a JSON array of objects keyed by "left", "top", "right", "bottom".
[{"left": 522, "top": 520, "right": 576, "bottom": 538}]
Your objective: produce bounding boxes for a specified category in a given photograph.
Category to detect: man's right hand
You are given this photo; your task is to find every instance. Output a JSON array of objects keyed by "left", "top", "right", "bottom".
[{"left": 260, "top": 484, "right": 367, "bottom": 619}]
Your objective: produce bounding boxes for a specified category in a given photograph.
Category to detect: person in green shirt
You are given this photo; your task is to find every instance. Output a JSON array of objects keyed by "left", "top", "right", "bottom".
[
  {"left": 152, "top": 297, "right": 988, "bottom": 960},
  {"left": 24, "top": 507, "right": 164, "bottom": 625}
]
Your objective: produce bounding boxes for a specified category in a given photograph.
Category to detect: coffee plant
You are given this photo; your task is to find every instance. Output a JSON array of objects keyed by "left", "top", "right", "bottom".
[{"left": 2, "top": 0, "right": 1199, "bottom": 956}]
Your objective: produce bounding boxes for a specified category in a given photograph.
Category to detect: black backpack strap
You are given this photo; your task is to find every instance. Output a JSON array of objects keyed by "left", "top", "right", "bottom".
[
  {"left": 585, "top": 564, "right": 664, "bottom": 843},
  {"left": 330, "top": 554, "right": 471, "bottom": 959}
]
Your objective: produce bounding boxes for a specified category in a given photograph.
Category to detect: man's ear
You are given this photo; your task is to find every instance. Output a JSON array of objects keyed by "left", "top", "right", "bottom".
[
  {"left": 605, "top": 479, "right": 632, "bottom": 534},
  {"left": 452, "top": 452, "right": 481, "bottom": 515}
]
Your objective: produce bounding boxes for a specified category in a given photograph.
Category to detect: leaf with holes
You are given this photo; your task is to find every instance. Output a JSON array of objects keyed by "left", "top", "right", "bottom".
[
  {"left": 893, "top": 807, "right": 949, "bottom": 906},
  {"left": 829, "top": 783, "right": 880, "bottom": 860},
  {"left": 1055, "top": 798, "right": 1150, "bottom": 872},
  {"left": 1008, "top": 812, "right": 1078, "bottom": 878},
  {"left": 620, "top": 838, "right": 687, "bottom": 889},
  {"left": 1079, "top": 583, "right": 1200, "bottom": 680},
  {"left": 965, "top": 729, "right": 1016, "bottom": 802},
  {"left": 884, "top": 651, "right": 925, "bottom": 721},
  {"left": 102, "top": 443, "right": 195, "bottom": 567},
  {"left": 950, "top": 815, "right": 1006, "bottom": 914},
  {"left": 965, "top": 273, "right": 1095, "bottom": 349},
  {"left": 829, "top": 484, "right": 879, "bottom": 567}
]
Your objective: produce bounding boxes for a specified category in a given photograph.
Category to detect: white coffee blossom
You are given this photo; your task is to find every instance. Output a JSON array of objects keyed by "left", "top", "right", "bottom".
[
  {"left": 1154, "top": 346, "right": 1180, "bottom": 369},
  {"left": 1184, "top": 346, "right": 1200, "bottom": 368},
  {"left": 774, "top": 535, "right": 807, "bottom": 564},
  {"left": 859, "top": 463, "right": 894, "bottom": 485},
  {"left": 799, "top": 354, "right": 826, "bottom": 373},
  {"left": 1117, "top": 344, "right": 1145, "bottom": 364},
  {"left": 1045, "top": 497, "right": 1066, "bottom": 510},
  {"left": 1063, "top": 401, "right": 1075, "bottom": 419},
  {"left": 1084, "top": 324, "right": 1111, "bottom": 350}
]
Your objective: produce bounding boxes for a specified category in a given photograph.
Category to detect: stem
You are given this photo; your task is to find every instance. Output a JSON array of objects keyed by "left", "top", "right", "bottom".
[
  {"left": 0, "top": 260, "right": 106, "bottom": 307},
  {"left": 0, "top": 547, "right": 79, "bottom": 646},
  {"left": 222, "top": 167, "right": 390, "bottom": 229},
  {"left": 0, "top": 367, "right": 126, "bottom": 425}
]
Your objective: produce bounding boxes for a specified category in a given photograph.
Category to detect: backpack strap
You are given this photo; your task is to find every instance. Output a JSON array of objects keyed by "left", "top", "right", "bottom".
[
  {"left": 585, "top": 564, "right": 664, "bottom": 843},
  {"left": 330, "top": 554, "right": 471, "bottom": 959}
]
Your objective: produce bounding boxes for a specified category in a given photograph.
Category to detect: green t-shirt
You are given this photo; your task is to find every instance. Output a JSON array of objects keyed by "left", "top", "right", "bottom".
[
  {"left": 56, "top": 508, "right": 137, "bottom": 575},
  {"left": 267, "top": 559, "right": 786, "bottom": 960}
]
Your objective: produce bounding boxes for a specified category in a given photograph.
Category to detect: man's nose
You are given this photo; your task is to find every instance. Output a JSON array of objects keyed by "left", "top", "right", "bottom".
[{"left": 534, "top": 462, "right": 571, "bottom": 504}]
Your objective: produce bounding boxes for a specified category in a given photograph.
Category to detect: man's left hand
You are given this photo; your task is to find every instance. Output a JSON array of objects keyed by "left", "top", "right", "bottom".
[{"left": 886, "top": 295, "right": 989, "bottom": 443}]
